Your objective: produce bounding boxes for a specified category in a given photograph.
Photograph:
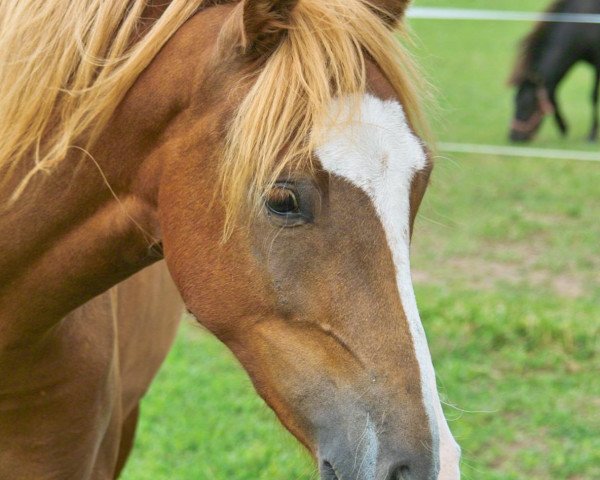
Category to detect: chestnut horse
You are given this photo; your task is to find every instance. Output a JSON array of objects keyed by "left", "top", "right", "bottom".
[{"left": 0, "top": 1, "right": 460, "bottom": 479}]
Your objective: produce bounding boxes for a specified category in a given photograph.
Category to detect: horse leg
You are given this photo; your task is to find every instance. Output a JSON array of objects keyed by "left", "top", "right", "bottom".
[
  {"left": 588, "top": 68, "right": 600, "bottom": 142},
  {"left": 549, "top": 90, "right": 569, "bottom": 137},
  {"left": 113, "top": 404, "right": 140, "bottom": 479},
  {"left": 0, "top": 294, "right": 122, "bottom": 480},
  {"left": 0, "top": 262, "right": 182, "bottom": 479},
  {"left": 111, "top": 262, "right": 183, "bottom": 478}
]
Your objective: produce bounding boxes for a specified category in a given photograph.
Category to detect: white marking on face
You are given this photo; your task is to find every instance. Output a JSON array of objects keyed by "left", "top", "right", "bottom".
[
  {"left": 316, "top": 94, "right": 461, "bottom": 479},
  {"left": 356, "top": 415, "right": 379, "bottom": 479}
]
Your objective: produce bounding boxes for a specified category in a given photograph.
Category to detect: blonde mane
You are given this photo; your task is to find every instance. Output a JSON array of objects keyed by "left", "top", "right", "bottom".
[
  {"left": 220, "top": 0, "right": 426, "bottom": 232},
  {"left": 1, "top": 0, "right": 426, "bottom": 227},
  {"left": 0, "top": 0, "right": 207, "bottom": 200}
]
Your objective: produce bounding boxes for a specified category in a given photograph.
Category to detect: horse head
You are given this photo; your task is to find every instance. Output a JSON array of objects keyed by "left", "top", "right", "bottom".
[
  {"left": 509, "top": 75, "right": 568, "bottom": 142},
  {"left": 151, "top": 1, "right": 460, "bottom": 478}
]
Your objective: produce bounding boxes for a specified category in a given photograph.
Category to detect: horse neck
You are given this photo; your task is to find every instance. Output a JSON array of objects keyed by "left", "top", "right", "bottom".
[
  {"left": 0, "top": 43, "right": 198, "bottom": 339},
  {"left": 0, "top": 3, "right": 229, "bottom": 344},
  {"left": 534, "top": 25, "right": 582, "bottom": 90},
  {"left": 0, "top": 124, "right": 168, "bottom": 337}
]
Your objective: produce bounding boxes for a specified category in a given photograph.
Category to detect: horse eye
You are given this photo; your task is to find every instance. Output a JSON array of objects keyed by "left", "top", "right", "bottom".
[{"left": 266, "top": 186, "right": 300, "bottom": 216}]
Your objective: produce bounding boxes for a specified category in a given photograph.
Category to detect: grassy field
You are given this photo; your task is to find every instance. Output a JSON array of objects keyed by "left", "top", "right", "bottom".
[{"left": 122, "top": 2, "right": 599, "bottom": 479}]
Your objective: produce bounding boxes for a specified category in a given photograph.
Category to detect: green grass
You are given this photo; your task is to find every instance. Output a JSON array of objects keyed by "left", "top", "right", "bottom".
[{"left": 122, "top": 2, "right": 600, "bottom": 479}]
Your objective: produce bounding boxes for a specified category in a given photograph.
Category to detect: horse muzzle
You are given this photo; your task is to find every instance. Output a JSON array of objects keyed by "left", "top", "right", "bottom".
[
  {"left": 319, "top": 457, "right": 437, "bottom": 480},
  {"left": 318, "top": 452, "right": 438, "bottom": 480},
  {"left": 509, "top": 111, "right": 545, "bottom": 142},
  {"left": 315, "top": 411, "right": 440, "bottom": 480}
]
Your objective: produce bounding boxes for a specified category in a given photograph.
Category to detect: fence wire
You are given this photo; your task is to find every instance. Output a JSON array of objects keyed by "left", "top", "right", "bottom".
[{"left": 408, "top": 7, "right": 600, "bottom": 24}]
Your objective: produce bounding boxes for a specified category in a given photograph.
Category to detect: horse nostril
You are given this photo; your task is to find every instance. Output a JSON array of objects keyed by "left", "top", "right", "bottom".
[
  {"left": 320, "top": 460, "right": 340, "bottom": 480},
  {"left": 391, "top": 461, "right": 438, "bottom": 480},
  {"left": 393, "top": 465, "right": 411, "bottom": 480}
]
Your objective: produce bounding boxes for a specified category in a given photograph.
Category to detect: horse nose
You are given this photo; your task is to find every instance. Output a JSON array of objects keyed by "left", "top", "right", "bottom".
[
  {"left": 319, "top": 448, "right": 438, "bottom": 480},
  {"left": 386, "top": 454, "right": 438, "bottom": 480},
  {"left": 387, "top": 459, "right": 437, "bottom": 480},
  {"left": 317, "top": 404, "right": 440, "bottom": 480},
  {"left": 509, "top": 129, "right": 529, "bottom": 142}
]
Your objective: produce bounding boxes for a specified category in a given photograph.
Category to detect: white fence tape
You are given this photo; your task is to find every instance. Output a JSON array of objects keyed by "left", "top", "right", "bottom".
[
  {"left": 407, "top": 7, "right": 600, "bottom": 24},
  {"left": 437, "top": 143, "right": 600, "bottom": 162}
]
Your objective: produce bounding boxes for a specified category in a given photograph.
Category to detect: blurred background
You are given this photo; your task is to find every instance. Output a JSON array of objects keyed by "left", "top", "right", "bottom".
[{"left": 122, "top": 1, "right": 600, "bottom": 479}]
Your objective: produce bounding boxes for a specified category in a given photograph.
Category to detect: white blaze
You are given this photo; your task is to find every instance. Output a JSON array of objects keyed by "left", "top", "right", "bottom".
[
  {"left": 356, "top": 415, "right": 379, "bottom": 479},
  {"left": 316, "top": 95, "right": 461, "bottom": 479}
]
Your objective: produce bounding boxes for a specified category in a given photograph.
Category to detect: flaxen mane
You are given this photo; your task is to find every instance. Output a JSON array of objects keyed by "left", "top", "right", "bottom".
[
  {"left": 0, "top": 0, "right": 209, "bottom": 199},
  {"left": 1, "top": 0, "right": 425, "bottom": 225},
  {"left": 220, "top": 0, "right": 425, "bottom": 229},
  {"left": 509, "top": 0, "right": 570, "bottom": 85}
]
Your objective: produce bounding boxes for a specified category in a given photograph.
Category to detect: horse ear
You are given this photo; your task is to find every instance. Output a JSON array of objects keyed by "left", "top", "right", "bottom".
[
  {"left": 368, "top": 0, "right": 412, "bottom": 26},
  {"left": 238, "top": 0, "right": 299, "bottom": 56}
]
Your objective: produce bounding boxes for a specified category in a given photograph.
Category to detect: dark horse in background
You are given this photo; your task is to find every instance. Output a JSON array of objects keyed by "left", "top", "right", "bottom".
[{"left": 509, "top": 0, "right": 600, "bottom": 142}]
